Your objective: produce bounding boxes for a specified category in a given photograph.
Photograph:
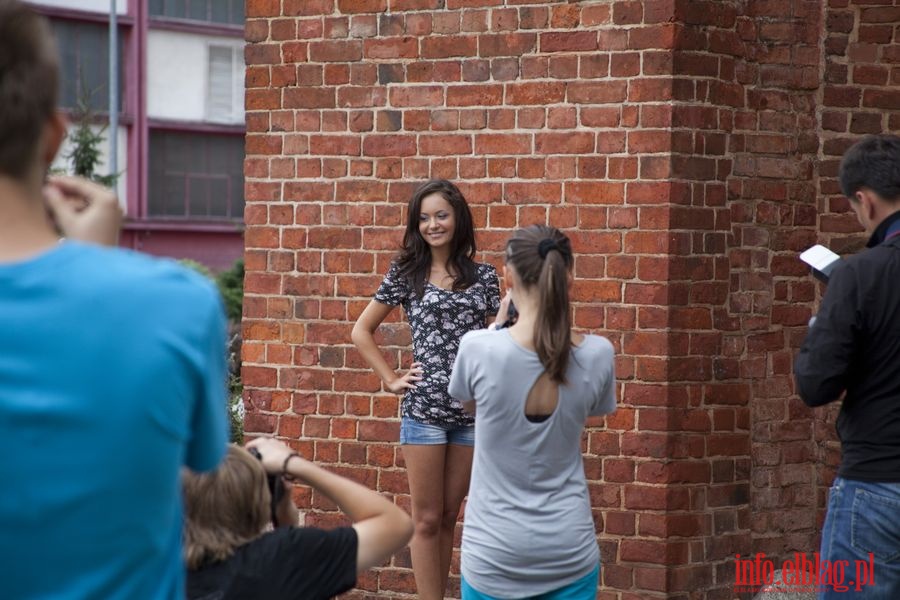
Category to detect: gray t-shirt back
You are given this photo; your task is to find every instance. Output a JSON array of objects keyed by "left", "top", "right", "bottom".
[{"left": 449, "top": 328, "right": 616, "bottom": 597}]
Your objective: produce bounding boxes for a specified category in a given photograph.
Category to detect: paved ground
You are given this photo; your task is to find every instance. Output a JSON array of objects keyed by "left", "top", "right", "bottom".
[{"left": 752, "top": 570, "right": 816, "bottom": 600}]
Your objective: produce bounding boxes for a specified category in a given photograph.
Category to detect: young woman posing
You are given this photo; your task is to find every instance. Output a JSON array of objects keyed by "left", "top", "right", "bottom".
[
  {"left": 449, "top": 225, "right": 617, "bottom": 600},
  {"left": 352, "top": 179, "right": 500, "bottom": 600}
]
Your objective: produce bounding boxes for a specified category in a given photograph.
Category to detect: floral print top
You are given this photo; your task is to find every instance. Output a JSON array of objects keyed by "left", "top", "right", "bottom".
[{"left": 375, "top": 261, "right": 501, "bottom": 426}]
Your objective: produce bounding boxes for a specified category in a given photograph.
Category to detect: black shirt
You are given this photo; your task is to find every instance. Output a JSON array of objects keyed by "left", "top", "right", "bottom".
[
  {"left": 795, "top": 210, "right": 900, "bottom": 481},
  {"left": 187, "top": 527, "right": 358, "bottom": 600}
]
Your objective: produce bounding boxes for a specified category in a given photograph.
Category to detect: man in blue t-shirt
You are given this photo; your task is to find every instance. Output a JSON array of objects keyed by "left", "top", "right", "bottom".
[{"left": 0, "top": 2, "right": 229, "bottom": 598}]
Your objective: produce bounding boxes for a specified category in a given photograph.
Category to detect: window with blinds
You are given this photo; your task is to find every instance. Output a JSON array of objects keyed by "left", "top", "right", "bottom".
[
  {"left": 149, "top": 0, "right": 244, "bottom": 26},
  {"left": 206, "top": 44, "right": 244, "bottom": 124}
]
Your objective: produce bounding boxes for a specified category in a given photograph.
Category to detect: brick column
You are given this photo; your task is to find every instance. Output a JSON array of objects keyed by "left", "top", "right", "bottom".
[
  {"left": 241, "top": 0, "right": 899, "bottom": 598},
  {"left": 729, "top": 0, "right": 823, "bottom": 572}
]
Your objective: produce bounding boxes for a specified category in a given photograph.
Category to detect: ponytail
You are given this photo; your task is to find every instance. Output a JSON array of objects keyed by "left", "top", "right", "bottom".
[
  {"left": 536, "top": 248, "right": 572, "bottom": 383},
  {"left": 506, "top": 226, "right": 573, "bottom": 384}
]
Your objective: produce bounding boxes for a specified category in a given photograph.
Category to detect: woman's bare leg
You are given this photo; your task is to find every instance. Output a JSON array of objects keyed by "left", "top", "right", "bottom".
[
  {"left": 403, "top": 444, "right": 449, "bottom": 600},
  {"left": 439, "top": 443, "right": 474, "bottom": 593}
]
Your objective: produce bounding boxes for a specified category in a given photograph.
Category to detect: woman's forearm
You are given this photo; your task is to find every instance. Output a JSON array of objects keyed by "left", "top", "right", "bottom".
[{"left": 351, "top": 325, "right": 400, "bottom": 386}]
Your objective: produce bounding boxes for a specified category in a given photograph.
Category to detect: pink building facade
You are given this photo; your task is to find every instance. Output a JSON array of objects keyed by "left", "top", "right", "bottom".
[{"left": 30, "top": 0, "right": 246, "bottom": 270}]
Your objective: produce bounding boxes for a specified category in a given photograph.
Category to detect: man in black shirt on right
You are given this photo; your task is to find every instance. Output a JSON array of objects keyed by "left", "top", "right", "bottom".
[{"left": 795, "top": 134, "right": 900, "bottom": 600}]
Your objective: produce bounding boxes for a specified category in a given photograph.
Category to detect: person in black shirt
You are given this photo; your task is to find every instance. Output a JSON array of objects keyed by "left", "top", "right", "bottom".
[
  {"left": 795, "top": 134, "right": 900, "bottom": 600},
  {"left": 183, "top": 439, "right": 413, "bottom": 600}
]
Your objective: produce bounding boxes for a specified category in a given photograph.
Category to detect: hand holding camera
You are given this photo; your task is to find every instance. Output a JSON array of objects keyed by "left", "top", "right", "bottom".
[
  {"left": 246, "top": 437, "right": 301, "bottom": 476},
  {"left": 491, "top": 292, "right": 518, "bottom": 330},
  {"left": 246, "top": 438, "right": 305, "bottom": 528}
]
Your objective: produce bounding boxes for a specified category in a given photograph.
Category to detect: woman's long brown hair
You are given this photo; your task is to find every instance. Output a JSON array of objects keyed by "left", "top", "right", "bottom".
[{"left": 505, "top": 225, "right": 573, "bottom": 383}]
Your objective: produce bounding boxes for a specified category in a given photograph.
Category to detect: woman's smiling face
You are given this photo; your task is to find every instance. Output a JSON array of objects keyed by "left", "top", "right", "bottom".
[{"left": 418, "top": 193, "right": 456, "bottom": 250}]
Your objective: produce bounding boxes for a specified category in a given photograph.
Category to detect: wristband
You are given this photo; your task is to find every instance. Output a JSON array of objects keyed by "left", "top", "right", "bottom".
[{"left": 281, "top": 452, "right": 300, "bottom": 479}]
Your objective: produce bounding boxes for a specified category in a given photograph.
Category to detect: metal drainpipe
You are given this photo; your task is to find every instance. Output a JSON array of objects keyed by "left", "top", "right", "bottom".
[{"left": 109, "top": 0, "right": 118, "bottom": 183}]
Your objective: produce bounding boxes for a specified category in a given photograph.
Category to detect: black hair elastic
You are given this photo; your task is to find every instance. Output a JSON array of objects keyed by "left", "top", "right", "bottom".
[{"left": 537, "top": 238, "right": 559, "bottom": 259}]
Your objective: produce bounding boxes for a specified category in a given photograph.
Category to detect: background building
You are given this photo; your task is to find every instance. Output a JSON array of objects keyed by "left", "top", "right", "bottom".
[{"left": 30, "top": 0, "right": 245, "bottom": 270}]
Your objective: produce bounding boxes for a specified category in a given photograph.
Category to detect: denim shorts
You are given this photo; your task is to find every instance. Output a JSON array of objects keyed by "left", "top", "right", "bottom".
[{"left": 399, "top": 417, "right": 475, "bottom": 447}]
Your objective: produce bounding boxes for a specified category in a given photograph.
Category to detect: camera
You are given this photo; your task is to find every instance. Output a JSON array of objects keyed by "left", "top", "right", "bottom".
[
  {"left": 247, "top": 447, "right": 286, "bottom": 526},
  {"left": 496, "top": 300, "right": 518, "bottom": 329}
]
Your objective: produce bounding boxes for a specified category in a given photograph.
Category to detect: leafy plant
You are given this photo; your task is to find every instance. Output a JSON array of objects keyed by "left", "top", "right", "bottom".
[
  {"left": 217, "top": 259, "right": 245, "bottom": 322},
  {"left": 181, "top": 258, "right": 244, "bottom": 323},
  {"left": 63, "top": 93, "right": 119, "bottom": 187},
  {"left": 181, "top": 258, "right": 245, "bottom": 443},
  {"left": 228, "top": 376, "right": 244, "bottom": 445},
  {"left": 180, "top": 259, "right": 213, "bottom": 279}
]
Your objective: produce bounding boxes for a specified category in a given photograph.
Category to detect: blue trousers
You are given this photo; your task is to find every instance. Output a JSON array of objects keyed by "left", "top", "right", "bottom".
[{"left": 818, "top": 477, "right": 900, "bottom": 599}]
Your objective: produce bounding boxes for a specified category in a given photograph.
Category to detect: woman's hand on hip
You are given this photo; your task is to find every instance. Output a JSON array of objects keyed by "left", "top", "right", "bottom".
[{"left": 386, "top": 362, "right": 423, "bottom": 394}]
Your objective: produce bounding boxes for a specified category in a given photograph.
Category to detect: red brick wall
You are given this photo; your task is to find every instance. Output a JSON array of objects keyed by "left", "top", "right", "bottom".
[
  {"left": 241, "top": 0, "right": 900, "bottom": 598},
  {"left": 730, "top": 0, "right": 824, "bottom": 573}
]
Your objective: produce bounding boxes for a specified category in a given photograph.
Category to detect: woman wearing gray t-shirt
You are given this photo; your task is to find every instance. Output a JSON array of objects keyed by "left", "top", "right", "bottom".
[{"left": 449, "top": 225, "right": 617, "bottom": 600}]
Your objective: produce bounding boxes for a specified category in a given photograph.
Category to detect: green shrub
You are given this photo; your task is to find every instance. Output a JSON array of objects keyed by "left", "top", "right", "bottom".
[
  {"left": 180, "top": 258, "right": 245, "bottom": 443},
  {"left": 180, "top": 259, "right": 213, "bottom": 279},
  {"left": 180, "top": 258, "right": 243, "bottom": 322},
  {"left": 57, "top": 93, "right": 119, "bottom": 187},
  {"left": 228, "top": 378, "right": 244, "bottom": 445},
  {"left": 216, "top": 259, "right": 244, "bottom": 322}
]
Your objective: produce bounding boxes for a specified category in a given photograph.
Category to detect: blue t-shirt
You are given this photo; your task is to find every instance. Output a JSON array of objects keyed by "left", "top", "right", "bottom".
[{"left": 0, "top": 241, "right": 228, "bottom": 599}]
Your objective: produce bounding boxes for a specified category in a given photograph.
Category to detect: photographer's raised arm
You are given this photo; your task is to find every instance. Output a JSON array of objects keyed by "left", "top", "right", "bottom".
[{"left": 246, "top": 438, "right": 413, "bottom": 573}]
